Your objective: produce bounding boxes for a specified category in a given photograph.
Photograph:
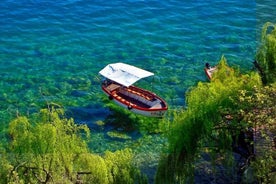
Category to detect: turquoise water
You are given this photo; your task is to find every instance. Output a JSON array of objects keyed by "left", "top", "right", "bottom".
[{"left": 1, "top": 0, "right": 275, "bottom": 180}]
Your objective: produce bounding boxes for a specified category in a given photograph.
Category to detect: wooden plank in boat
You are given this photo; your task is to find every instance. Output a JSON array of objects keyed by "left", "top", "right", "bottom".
[{"left": 107, "top": 83, "right": 121, "bottom": 91}]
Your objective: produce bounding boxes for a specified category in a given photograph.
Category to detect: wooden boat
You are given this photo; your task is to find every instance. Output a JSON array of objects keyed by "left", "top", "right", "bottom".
[
  {"left": 99, "top": 62, "right": 168, "bottom": 117},
  {"left": 204, "top": 62, "right": 217, "bottom": 80}
]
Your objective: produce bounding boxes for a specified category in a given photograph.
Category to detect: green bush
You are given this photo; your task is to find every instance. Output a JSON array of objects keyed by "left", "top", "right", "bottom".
[
  {"left": 256, "top": 22, "right": 276, "bottom": 84},
  {"left": 0, "top": 108, "right": 146, "bottom": 184},
  {"left": 236, "top": 84, "right": 276, "bottom": 183},
  {"left": 156, "top": 56, "right": 262, "bottom": 183}
]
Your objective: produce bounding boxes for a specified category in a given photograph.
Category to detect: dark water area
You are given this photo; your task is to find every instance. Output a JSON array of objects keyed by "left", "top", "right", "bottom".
[{"left": 0, "top": 0, "right": 275, "bottom": 182}]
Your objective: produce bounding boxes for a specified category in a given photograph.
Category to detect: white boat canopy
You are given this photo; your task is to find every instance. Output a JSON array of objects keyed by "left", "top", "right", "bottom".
[{"left": 99, "top": 62, "right": 154, "bottom": 87}]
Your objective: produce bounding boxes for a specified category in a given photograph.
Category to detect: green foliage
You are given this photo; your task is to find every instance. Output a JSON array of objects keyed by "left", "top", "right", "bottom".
[
  {"left": 0, "top": 108, "right": 146, "bottom": 184},
  {"left": 234, "top": 83, "right": 276, "bottom": 183},
  {"left": 256, "top": 22, "right": 276, "bottom": 84},
  {"left": 156, "top": 56, "right": 262, "bottom": 183},
  {"left": 75, "top": 153, "right": 109, "bottom": 184},
  {"left": 104, "top": 149, "right": 147, "bottom": 184},
  {"left": 156, "top": 57, "right": 275, "bottom": 183},
  {"left": 5, "top": 108, "right": 90, "bottom": 183}
]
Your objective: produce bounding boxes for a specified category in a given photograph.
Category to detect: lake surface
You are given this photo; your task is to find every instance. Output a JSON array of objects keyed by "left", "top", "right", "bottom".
[{"left": 1, "top": 0, "right": 275, "bottom": 180}]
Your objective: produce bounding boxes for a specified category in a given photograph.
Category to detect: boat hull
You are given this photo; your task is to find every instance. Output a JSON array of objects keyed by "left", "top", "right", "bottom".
[
  {"left": 101, "top": 82, "right": 167, "bottom": 117},
  {"left": 204, "top": 66, "right": 217, "bottom": 80},
  {"left": 111, "top": 96, "right": 167, "bottom": 117}
]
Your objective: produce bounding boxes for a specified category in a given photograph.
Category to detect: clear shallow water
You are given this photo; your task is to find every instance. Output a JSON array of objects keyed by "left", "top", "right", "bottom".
[{"left": 1, "top": 0, "right": 275, "bottom": 180}]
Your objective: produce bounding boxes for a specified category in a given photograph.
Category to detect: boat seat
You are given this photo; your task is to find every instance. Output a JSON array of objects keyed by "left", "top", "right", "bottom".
[{"left": 107, "top": 83, "right": 121, "bottom": 92}]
